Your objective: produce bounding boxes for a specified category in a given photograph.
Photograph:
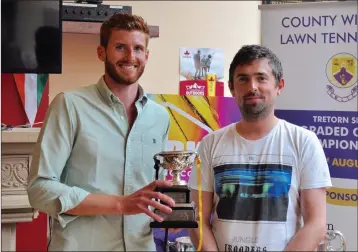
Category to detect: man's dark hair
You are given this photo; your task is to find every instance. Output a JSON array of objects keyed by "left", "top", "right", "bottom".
[{"left": 229, "top": 45, "right": 283, "bottom": 85}]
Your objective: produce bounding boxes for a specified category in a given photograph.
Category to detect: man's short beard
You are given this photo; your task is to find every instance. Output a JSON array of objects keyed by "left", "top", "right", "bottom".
[
  {"left": 105, "top": 60, "right": 145, "bottom": 85},
  {"left": 240, "top": 103, "right": 271, "bottom": 121}
]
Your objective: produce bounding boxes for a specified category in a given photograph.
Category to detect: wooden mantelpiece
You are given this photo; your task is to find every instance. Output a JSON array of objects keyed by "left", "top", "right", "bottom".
[
  {"left": 62, "top": 21, "right": 160, "bottom": 37},
  {"left": 1, "top": 128, "right": 41, "bottom": 251}
]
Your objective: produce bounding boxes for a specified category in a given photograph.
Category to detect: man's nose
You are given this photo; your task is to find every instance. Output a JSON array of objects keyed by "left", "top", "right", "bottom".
[
  {"left": 248, "top": 79, "right": 259, "bottom": 91},
  {"left": 124, "top": 48, "right": 136, "bottom": 60}
]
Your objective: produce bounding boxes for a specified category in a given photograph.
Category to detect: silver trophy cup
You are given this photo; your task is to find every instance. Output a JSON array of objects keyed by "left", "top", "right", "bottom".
[
  {"left": 318, "top": 230, "right": 346, "bottom": 251},
  {"left": 154, "top": 150, "right": 197, "bottom": 186},
  {"left": 150, "top": 150, "right": 199, "bottom": 229}
]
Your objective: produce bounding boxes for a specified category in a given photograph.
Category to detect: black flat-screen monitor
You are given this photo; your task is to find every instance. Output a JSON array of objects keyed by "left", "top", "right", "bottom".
[{"left": 1, "top": 0, "right": 63, "bottom": 74}]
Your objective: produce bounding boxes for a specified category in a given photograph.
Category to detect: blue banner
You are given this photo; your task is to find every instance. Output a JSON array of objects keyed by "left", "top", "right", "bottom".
[{"left": 276, "top": 109, "right": 358, "bottom": 180}]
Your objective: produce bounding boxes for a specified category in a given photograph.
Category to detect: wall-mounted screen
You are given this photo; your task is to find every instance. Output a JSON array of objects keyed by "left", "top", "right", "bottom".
[{"left": 1, "top": 0, "right": 63, "bottom": 74}]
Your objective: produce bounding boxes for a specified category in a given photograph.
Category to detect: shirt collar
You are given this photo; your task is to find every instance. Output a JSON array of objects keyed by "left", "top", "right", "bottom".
[{"left": 96, "top": 75, "right": 148, "bottom": 107}]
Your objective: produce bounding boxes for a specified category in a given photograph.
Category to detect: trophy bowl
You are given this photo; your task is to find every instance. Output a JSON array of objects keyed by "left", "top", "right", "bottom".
[{"left": 154, "top": 150, "right": 197, "bottom": 186}]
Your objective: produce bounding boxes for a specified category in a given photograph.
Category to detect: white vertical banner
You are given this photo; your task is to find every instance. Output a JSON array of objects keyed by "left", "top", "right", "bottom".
[
  {"left": 24, "top": 74, "right": 38, "bottom": 125},
  {"left": 260, "top": 1, "right": 357, "bottom": 251}
]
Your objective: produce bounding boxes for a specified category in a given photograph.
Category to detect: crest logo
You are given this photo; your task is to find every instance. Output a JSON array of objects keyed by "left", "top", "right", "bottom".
[
  {"left": 186, "top": 83, "right": 205, "bottom": 90},
  {"left": 325, "top": 53, "right": 357, "bottom": 102},
  {"left": 182, "top": 50, "right": 191, "bottom": 59}
]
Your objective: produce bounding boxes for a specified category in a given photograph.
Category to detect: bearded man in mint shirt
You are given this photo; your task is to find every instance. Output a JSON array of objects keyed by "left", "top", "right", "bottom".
[{"left": 27, "top": 13, "right": 176, "bottom": 251}]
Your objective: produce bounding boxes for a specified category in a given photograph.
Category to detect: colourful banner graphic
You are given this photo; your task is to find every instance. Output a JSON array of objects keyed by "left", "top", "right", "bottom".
[
  {"left": 148, "top": 94, "right": 240, "bottom": 250},
  {"left": 147, "top": 94, "right": 241, "bottom": 182}
]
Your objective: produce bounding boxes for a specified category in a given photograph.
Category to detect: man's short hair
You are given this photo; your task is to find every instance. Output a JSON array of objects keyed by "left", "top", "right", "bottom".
[
  {"left": 229, "top": 45, "right": 283, "bottom": 85},
  {"left": 100, "top": 12, "right": 149, "bottom": 48}
]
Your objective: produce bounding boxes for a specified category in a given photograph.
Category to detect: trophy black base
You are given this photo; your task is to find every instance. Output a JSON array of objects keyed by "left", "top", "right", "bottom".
[
  {"left": 150, "top": 203, "right": 197, "bottom": 229},
  {"left": 156, "top": 185, "right": 191, "bottom": 204},
  {"left": 150, "top": 220, "right": 198, "bottom": 229}
]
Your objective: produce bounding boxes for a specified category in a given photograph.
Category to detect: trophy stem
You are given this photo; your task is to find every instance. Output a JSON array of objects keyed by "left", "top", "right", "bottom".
[{"left": 172, "top": 171, "right": 187, "bottom": 185}]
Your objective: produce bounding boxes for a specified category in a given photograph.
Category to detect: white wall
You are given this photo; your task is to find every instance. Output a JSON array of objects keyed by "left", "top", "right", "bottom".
[{"left": 49, "top": 1, "right": 261, "bottom": 101}]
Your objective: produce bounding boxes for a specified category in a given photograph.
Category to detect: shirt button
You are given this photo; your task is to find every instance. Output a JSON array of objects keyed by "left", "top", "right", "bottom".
[{"left": 120, "top": 116, "right": 124, "bottom": 120}]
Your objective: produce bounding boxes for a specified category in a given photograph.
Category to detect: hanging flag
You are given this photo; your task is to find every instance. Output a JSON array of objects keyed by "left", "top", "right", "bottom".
[{"left": 13, "top": 73, "right": 49, "bottom": 126}]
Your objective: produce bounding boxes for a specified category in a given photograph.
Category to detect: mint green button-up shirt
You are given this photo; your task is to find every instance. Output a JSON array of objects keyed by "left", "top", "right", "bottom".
[{"left": 27, "top": 76, "right": 170, "bottom": 251}]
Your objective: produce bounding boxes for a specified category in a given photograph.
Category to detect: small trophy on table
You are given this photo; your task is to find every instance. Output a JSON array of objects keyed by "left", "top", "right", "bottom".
[
  {"left": 150, "top": 150, "right": 198, "bottom": 230},
  {"left": 318, "top": 230, "right": 347, "bottom": 251}
]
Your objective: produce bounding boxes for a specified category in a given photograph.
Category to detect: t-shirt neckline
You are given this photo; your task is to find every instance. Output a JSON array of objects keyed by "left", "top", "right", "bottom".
[{"left": 233, "top": 119, "right": 282, "bottom": 144}]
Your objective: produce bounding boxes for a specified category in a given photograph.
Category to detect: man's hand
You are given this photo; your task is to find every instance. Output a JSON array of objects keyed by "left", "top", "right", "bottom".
[
  {"left": 117, "top": 180, "right": 175, "bottom": 222},
  {"left": 189, "top": 190, "right": 219, "bottom": 251},
  {"left": 283, "top": 188, "right": 327, "bottom": 251},
  {"left": 64, "top": 180, "right": 176, "bottom": 219}
]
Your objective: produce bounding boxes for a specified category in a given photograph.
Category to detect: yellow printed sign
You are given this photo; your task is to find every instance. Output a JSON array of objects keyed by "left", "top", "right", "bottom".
[
  {"left": 326, "top": 187, "right": 358, "bottom": 207},
  {"left": 206, "top": 73, "right": 217, "bottom": 97}
]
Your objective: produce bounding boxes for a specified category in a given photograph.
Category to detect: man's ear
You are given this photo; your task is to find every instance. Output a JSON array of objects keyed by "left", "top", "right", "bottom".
[
  {"left": 97, "top": 45, "right": 106, "bottom": 62},
  {"left": 277, "top": 78, "right": 285, "bottom": 96},
  {"left": 228, "top": 81, "right": 234, "bottom": 96},
  {"left": 144, "top": 49, "right": 149, "bottom": 63}
]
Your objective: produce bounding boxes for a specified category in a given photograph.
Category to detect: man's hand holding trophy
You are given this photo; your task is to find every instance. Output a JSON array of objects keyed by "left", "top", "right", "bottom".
[{"left": 117, "top": 180, "right": 176, "bottom": 222}]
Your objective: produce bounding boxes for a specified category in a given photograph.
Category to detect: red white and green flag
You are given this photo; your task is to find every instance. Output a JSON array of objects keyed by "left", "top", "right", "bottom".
[{"left": 13, "top": 73, "right": 49, "bottom": 125}]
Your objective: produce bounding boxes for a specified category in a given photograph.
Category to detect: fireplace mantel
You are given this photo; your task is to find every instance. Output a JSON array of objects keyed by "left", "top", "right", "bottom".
[{"left": 1, "top": 128, "right": 41, "bottom": 251}]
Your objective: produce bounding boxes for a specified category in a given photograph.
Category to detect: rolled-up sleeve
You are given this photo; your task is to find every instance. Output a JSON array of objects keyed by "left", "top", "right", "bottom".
[{"left": 27, "top": 92, "right": 89, "bottom": 228}]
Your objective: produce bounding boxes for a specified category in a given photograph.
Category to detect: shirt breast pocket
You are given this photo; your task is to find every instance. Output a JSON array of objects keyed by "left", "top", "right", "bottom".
[{"left": 141, "top": 133, "right": 163, "bottom": 179}]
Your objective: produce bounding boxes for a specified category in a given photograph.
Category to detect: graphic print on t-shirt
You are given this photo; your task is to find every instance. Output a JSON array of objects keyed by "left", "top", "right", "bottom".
[{"left": 214, "top": 163, "right": 292, "bottom": 222}]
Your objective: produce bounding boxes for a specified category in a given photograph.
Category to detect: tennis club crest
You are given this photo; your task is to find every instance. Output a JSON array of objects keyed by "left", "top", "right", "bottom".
[{"left": 325, "top": 53, "right": 357, "bottom": 102}]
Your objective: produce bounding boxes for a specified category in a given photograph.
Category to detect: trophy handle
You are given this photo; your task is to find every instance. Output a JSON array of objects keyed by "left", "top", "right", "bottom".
[
  {"left": 327, "top": 230, "right": 347, "bottom": 251},
  {"left": 319, "top": 230, "right": 347, "bottom": 251},
  {"left": 153, "top": 154, "right": 162, "bottom": 181},
  {"left": 154, "top": 153, "right": 161, "bottom": 163}
]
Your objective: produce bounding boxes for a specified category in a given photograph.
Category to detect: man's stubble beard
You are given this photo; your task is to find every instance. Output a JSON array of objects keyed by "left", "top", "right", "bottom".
[
  {"left": 239, "top": 102, "right": 273, "bottom": 122},
  {"left": 105, "top": 60, "right": 145, "bottom": 86}
]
